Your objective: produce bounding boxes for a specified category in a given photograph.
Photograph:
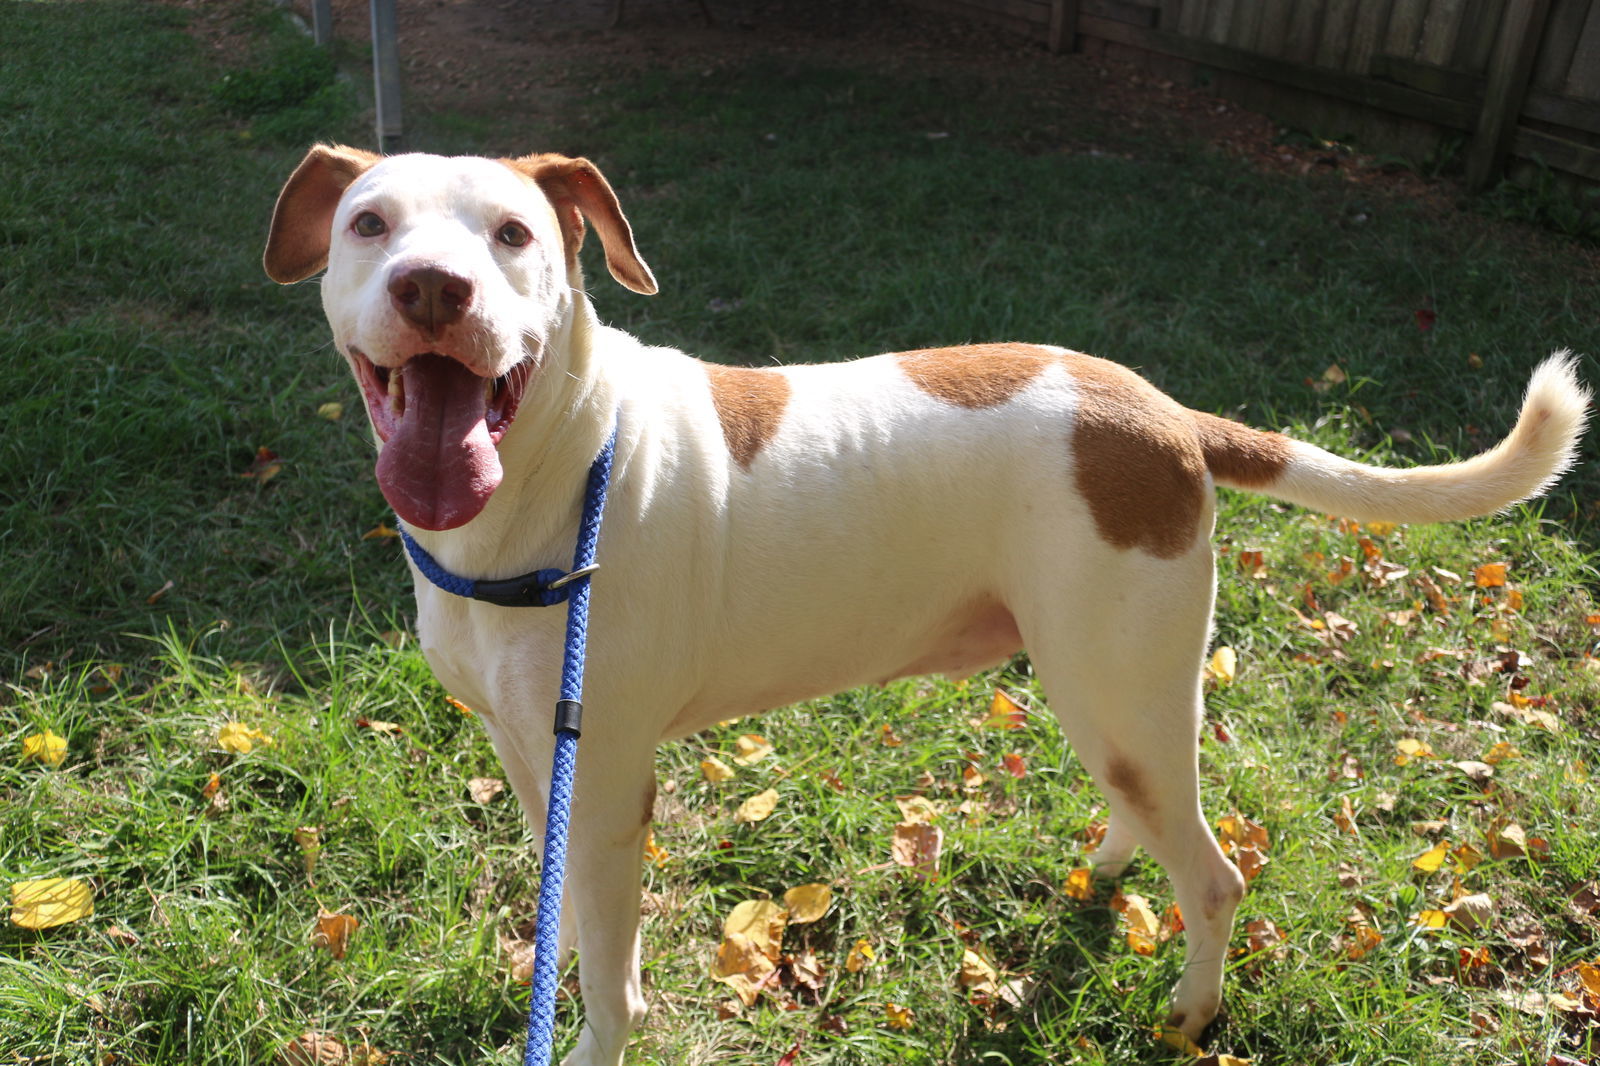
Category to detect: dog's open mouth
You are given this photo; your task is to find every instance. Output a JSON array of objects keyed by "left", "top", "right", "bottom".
[{"left": 352, "top": 350, "right": 533, "bottom": 531}]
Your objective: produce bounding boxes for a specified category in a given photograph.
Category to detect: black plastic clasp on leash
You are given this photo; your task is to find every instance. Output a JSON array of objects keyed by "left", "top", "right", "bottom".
[
  {"left": 471, "top": 565, "right": 601, "bottom": 608},
  {"left": 553, "top": 698, "right": 584, "bottom": 738}
]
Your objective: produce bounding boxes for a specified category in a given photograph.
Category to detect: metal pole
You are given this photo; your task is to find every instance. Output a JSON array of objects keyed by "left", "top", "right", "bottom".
[
  {"left": 370, "top": 0, "right": 404, "bottom": 154},
  {"left": 310, "top": 0, "right": 332, "bottom": 46}
]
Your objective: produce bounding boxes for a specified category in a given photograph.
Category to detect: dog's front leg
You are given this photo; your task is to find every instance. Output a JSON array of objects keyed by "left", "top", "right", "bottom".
[{"left": 559, "top": 750, "right": 657, "bottom": 1066}]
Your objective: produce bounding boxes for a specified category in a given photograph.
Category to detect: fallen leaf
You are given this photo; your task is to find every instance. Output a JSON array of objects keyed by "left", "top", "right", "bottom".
[
  {"left": 1473, "top": 563, "right": 1508, "bottom": 588},
  {"left": 468, "top": 777, "right": 505, "bottom": 804},
  {"left": 894, "top": 795, "right": 941, "bottom": 825},
  {"left": 1444, "top": 892, "right": 1495, "bottom": 932},
  {"left": 789, "top": 950, "right": 826, "bottom": 992},
  {"left": 1412, "top": 840, "right": 1451, "bottom": 873},
  {"left": 891, "top": 822, "right": 943, "bottom": 880},
  {"left": 311, "top": 910, "right": 358, "bottom": 959},
  {"left": 643, "top": 830, "right": 669, "bottom": 866},
  {"left": 774, "top": 1037, "right": 803, "bottom": 1066},
  {"left": 1234, "top": 845, "right": 1269, "bottom": 885},
  {"left": 362, "top": 523, "right": 399, "bottom": 540},
  {"left": 961, "top": 764, "right": 986, "bottom": 791},
  {"left": 1452, "top": 843, "right": 1484, "bottom": 872},
  {"left": 980, "top": 688, "right": 1028, "bottom": 729},
  {"left": 241, "top": 446, "right": 283, "bottom": 484},
  {"left": 884, "top": 1002, "right": 914, "bottom": 1029},
  {"left": 316, "top": 402, "right": 343, "bottom": 421},
  {"left": 276, "top": 1032, "right": 346, "bottom": 1066},
  {"left": 1411, "top": 909, "right": 1448, "bottom": 930},
  {"left": 1117, "top": 893, "right": 1161, "bottom": 956},
  {"left": 1483, "top": 741, "right": 1521, "bottom": 765},
  {"left": 845, "top": 938, "right": 876, "bottom": 973},
  {"left": 145, "top": 579, "right": 176, "bottom": 605},
  {"left": 1063, "top": 866, "right": 1095, "bottom": 901},
  {"left": 1000, "top": 752, "right": 1027, "bottom": 779},
  {"left": 355, "top": 717, "right": 403, "bottom": 736},
  {"left": 1340, "top": 924, "right": 1382, "bottom": 960},
  {"left": 1215, "top": 813, "right": 1270, "bottom": 854},
  {"left": 1244, "top": 918, "right": 1287, "bottom": 961},
  {"left": 1157, "top": 1025, "right": 1203, "bottom": 1055},
  {"left": 1454, "top": 760, "right": 1495, "bottom": 784},
  {"left": 1208, "top": 646, "right": 1237, "bottom": 685},
  {"left": 202, "top": 772, "right": 222, "bottom": 800},
  {"left": 782, "top": 883, "right": 832, "bottom": 924},
  {"left": 734, "top": 788, "right": 779, "bottom": 824},
  {"left": 10, "top": 878, "right": 94, "bottom": 929},
  {"left": 293, "top": 826, "right": 321, "bottom": 879},
  {"left": 217, "top": 721, "right": 272, "bottom": 755},
  {"left": 700, "top": 756, "right": 735, "bottom": 783},
  {"left": 1333, "top": 795, "right": 1356, "bottom": 835},
  {"left": 21, "top": 731, "right": 67, "bottom": 767},
  {"left": 958, "top": 947, "right": 1001, "bottom": 998},
  {"left": 733, "top": 735, "right": 774, "bottom": 766},
  {"left": 1394, "top": 737, "right": 1435, "bottom": 766},
  {"left": 879, "top": 723, "right": 904, "bottom": 747},
  {"left": 710, "top": 932, "right": 775, "bottom": 1006}
]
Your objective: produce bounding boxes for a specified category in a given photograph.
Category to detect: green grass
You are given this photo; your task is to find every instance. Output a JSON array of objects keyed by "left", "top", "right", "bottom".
[{"left": 2, "top": 2, "right": 1599, "bottom": 1064}]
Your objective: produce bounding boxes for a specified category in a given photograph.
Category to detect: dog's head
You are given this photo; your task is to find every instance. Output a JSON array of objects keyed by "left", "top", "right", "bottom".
[{"left": 264, "top": 146, "right": 656, "bottom": 531}]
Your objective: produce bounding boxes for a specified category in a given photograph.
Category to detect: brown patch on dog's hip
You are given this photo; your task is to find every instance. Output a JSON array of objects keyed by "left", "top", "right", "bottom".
[{"left": 1064, "top": 353, "right": 1207, "bottom": 560}]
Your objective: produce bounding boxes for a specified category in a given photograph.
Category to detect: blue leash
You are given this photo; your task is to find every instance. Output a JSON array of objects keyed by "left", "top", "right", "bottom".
[{"left": 398, "top": 426, "right": 617, "bottom": 1066}]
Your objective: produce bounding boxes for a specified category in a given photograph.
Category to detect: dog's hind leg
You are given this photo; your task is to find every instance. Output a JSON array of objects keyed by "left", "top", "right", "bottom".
[{"left": 1020, "top": 552, "right": 1244, "bottom": 1042}]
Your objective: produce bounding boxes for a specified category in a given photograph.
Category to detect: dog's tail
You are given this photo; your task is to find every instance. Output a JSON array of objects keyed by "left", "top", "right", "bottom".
[{"left": 1197, "top": 352, "right": 1589, "bottom": 523}]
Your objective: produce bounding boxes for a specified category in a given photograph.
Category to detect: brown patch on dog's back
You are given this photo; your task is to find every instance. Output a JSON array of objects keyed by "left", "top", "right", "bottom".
[
  {"left": 897, "top": 344, "right": 1054, "bottom": 409},
  {"left": 1065, "top": 353, "right": 1208, "bottom": 559},
  {"left": 1192, "top": 410, "right": 1291, "bottom": 488},
  {"left": 704, "top": 363, "right": 791, "bottom": 469}
]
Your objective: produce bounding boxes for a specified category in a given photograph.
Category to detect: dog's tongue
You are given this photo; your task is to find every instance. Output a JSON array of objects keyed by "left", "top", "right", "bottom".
[{"left": 375, "top": 354, "right": 501, "bottom": 531}]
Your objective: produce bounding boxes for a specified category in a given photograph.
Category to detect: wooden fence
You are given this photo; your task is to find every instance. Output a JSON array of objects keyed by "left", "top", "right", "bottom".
[{"left": 909, "top": 0, "right": 1600, "bottom": 189}]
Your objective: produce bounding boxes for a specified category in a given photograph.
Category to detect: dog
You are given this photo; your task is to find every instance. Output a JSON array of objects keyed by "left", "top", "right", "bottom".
[{"left": 265, "top": 144, "right": 1587, "bottom": 1065}]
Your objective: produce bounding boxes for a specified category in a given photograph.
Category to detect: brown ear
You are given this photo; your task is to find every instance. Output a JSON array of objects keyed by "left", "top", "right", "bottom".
[
  {"left": 507, "top": 154, "right": 658, "bottom": 295},
  {"left": 264, "top": 144, "right": 382, "bottom": 283}
]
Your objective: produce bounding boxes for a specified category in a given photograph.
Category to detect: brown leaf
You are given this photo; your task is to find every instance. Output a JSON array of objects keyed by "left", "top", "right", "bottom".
[
  {"left": 311, "top": 911, "right": 358, "bottom": 960},
  {"left": 891, "top": 822, "right": 943, "bottom": 880},
  {"left": 468, "top": 777, "right": 506, "bottom": 804},
  {"left": 277, "top": 1033, "right": 345, "bottom": 1066}
]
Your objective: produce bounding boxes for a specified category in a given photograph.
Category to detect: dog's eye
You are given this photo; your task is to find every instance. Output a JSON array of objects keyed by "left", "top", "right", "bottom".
[
  {"left": 496, "top": 221, "right": 531, "bottom": 248},
  {"left": 352, "top": 212, "right": 387, "bottom": 238}
]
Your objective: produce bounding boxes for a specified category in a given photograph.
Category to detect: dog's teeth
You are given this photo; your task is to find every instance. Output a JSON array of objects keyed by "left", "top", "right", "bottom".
[{"left": 388, "top": 366, "right": 403, "bottom": 416}]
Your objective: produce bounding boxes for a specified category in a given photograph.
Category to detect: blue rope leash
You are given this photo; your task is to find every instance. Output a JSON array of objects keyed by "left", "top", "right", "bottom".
[{"left": 395, "top": 427, "right": 618, "bottom": 1066}]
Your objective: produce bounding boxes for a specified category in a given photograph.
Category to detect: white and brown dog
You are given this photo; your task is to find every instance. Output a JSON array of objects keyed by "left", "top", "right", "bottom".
[{"left": 265, "top": 145, "right": 1587, "bottom": 1064}]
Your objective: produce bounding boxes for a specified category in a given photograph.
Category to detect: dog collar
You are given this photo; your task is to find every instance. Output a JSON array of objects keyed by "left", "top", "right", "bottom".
[{"left": 397, "top": 426, "right": 617, "bottom": 608}]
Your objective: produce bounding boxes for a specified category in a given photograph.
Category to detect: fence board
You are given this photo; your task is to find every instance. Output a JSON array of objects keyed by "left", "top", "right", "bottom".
[
  {"left": 1316, "top": 0, "right": 1359, "bottom": 70},
  {"left": 1534, "top": 0, "right": 1592, "bottom": 90},
  {"left": 1449, "top": 0, "right": 1503, "bottom": 73},
  {"left": 1256, "top": 0, "right": 1292, "bottom": 55},
  {"left": 1466, "top": 0, "right": 1553, "bottom": 187},
  {"left": 1284, "top": 2, "right": 1324, "bottom": 64},
  {"left": 1384, "top": 0, "right": 1429, "bottom": 57},
  {"left": 1348, "top": 0, "right": 1393, "bottom": 73},
  {"left": 1205, "top": 0, "right": 1238, "bottom": 43},
  {"left": 1178, "top": 0, "right": 1208, "bottom": 36},
  {"left": 1416, "top": 0, "right": 1466, "bottom": 66},
  {"left": 1564, "top": 3, "right": 1600, "bottom": 98}
]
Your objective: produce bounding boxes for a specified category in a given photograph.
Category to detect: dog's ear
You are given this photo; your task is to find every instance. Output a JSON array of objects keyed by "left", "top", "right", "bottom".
[
  {"left": 264, "top": 144, "right": 382, "bottom": 284},
  {"left": 508, "top": 154, "right": 658, "bottom": 296}
]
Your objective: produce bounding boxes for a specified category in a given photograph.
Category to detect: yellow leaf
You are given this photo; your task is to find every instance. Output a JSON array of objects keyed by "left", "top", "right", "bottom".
[
  {"left": 1063, "top": 866, "right": 1096, "bottom": 901},
  {"left": 980, "top": 689, "right": 1028, "bottom": 729},
  {"left": 732, "top": 734, "right": 774, "bottom": 766},
  {"left": 1208, "top": 646, "right": 1237, "bottom": 685},
  {"left": 1215, "top": 813, "right": 1270, "bottom": 854},
  {"left": 10, "top": 878, "right": 93, "bottom": 929},
  {"left": 1365, "top": 521, "right": 1397, "bottom": 536},
  {"left": 444, "top": 695, "right": 472, "bottom": 714},
  {"left": 1394, "top": 737, "right": 1434, "bottom": 766},
  {"left": 734, "top": 788, "right": 779, "bottom": 824},
  {"left": 217, "top": 722, "right": 272, "bottom": 755},
  {"left": 1577, "top": 961, "right": 1600, "bottom": 998},
  {"left": 1412, "top": 840, "right": 1451, "bottom": 873},
  {"left": 709, "top": 932, "right": 774, "bottom": 1006},
  {"left": 884, "top": 1002, "right": 915, "bottom": 1030},
  {"left": 294, "top": 826, "right": 321, "bottom": 878},
  {"left": 1411, "top": 909, "right": 1448, "bottom": 930},
  {"left": 845, "top": 938, "right": 876, "bottom": 973},
  {"left": 700, "top": 756, "right": 735, "bottom": 783},
  {"left": 1118, "top": 893, "right": 1160, "bottom": 956},
  {"left": 782, "top": 883, "right": 832, "bottom": 924},
  {"left": 643, "top": 830, "right": 669, "bottom": 867},
  {"left": 1473, "top": 563, "right": 1508, "bottom": 588},
  {"left": 1452, "top": 843, "right": 1484, "bottom": 872},
  {"left": 362, "top": 523, "right": 399, "bottom": 541},
  {"left": 1483, "top": 742, "right": 1521, "bottom": 765},
  {"left": 21, "top": 731, "right": 66, "bottom": 768},
  {"left": 958, "top": 947, "right": 1000, "bottom": 995},
  {"left": 724, "top": 898, "right": 786, "bottom": 959},
  {"left": 312, "top": 910, "right": 358, "bottom": 959},
  {"left": 1157, "top": 1025, "right": 1203, "bottom": 1055},
  {"left": 316, "top": 402, "right": 343, "bottom": 421},
  {"left": 961, "top": 764, "right": 986, "bottom": 791}
]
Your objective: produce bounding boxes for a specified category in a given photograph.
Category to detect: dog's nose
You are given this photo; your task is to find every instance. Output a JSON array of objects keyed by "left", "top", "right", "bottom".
[{"left": 388, "top": 265, "right": 473, "bottom": 335}]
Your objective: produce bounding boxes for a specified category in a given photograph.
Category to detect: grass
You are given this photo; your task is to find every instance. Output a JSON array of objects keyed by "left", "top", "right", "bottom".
[{"left": 2, "top": 1, "right": 1598, "bottom": 1064}]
